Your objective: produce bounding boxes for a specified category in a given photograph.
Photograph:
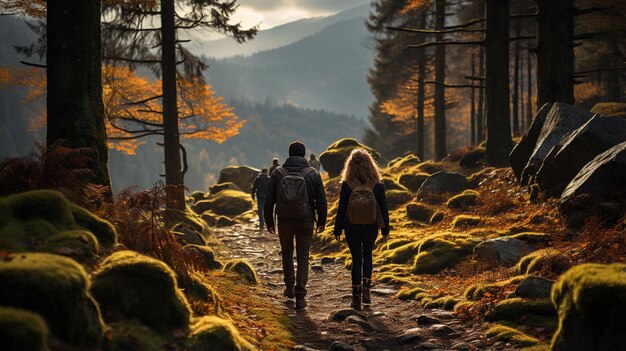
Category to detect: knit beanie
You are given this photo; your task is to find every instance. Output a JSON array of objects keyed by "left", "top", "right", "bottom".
[{"left": 288, "top": 141, "right": 306, "bottom": 157}]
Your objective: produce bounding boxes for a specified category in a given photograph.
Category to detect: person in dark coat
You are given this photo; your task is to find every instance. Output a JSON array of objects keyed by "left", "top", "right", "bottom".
[
  {"left": 333, "top": 148, "right": 390, "bottom": 310},
  {"left": 264, "top": 141, "right": 327, "bottom": 310},
  {"left": 251, "top": 168, "right": 270, "bottom": 230},
  {"left": 269, "top": 158, "right": 280, "bottom": 176},
  {"left": 308, "top": 154, "right": 321, "bottom": 172}
]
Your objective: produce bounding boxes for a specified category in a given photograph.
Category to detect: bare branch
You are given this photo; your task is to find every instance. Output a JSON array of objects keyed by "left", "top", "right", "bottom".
[
  {"left": 20, "top": 60, "right": 47, "bottom": 68},
  {"left": 122, "top": 94, "right": 163, "bottom": 106},
  {"left": 425, "top": 80, "right": 484, "bottom": 88},
  {"left": 387, "top": 26, "right": 484, "bottom": 34},
  {"left": 409, "top": 40, "right": 484, "bottom": 49},
  {"left": 103, "top": 56, "right": 161, "bottom": 64},
  {"left": 444, "top": 18, "right": 485, "bottom": 30}
]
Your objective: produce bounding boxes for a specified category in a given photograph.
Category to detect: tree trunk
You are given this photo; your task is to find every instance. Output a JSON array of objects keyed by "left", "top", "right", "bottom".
[
  {"left": 477, "top": 46, "right": 485, "bottom": 143},
  {"left": 512, "top": 21, "right": 521, "bottom": 135},
  {"left": 470, "top": 52, "right": 476, "bottom": 146},
  {"left": 485, "top": 0, "right": 513, "bottom": 165},
  {"left": 535, "top": 0, "right": 575, "bottom": 107},
  {"left": 417, "top": 10, "right": 427, "bottom": 160},
  {"left": 46, "top": 0, "right": 110, "bottom": 187},
  {"left": 161, "top": 0, "right": 185, "bottom": 210},
  {"left": 526, "top": 47, "right": 533, "bottom": 127},
  {"left": 434, "top": 0, "right": 447, "bottom": 160}
]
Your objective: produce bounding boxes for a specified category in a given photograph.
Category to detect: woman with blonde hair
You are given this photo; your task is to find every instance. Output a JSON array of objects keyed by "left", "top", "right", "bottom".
[{"left": 333, "top": 148, "right": 390, "bottom": 310}]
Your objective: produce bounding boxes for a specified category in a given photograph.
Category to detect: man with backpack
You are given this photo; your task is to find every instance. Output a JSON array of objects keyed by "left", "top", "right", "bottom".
[
  {"left": 251, "top": 168, "right": 270, "bottom": 230},
  {"left": 264, "top": 141, "right": 327, "bottom": 310}
]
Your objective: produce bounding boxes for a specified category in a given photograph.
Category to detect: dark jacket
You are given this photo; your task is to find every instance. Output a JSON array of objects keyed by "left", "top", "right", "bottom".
[
  {"left": 264, "top": 156, "right": 327, "bottom": 227},
  {"left": 251, "top": 173, "right": 270, "bottom": 199},
  {"left": 333, "top": 181, "right": 390, "bottom": 237}
]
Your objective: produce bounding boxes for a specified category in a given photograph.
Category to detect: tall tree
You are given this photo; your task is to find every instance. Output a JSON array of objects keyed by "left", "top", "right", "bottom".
[
  {"left": 512, "top": 20, "right": 521, "bottom": 135},
  {"left": 477, "top": 46, "right": 485, "bottom": 143},
  {"left": 416, "top": 9, "right": 427, "bottom": 160},
  {"left": 47, "top": 0, "right": 110, "bottom": 187},
  {"left": 433, "top": 0, "right": 447, "bottom": 160},
  {"left": 470, "top": 52, "right": 476, "bottom": 146},
  {"left": 484, "top": 0, "right": 512, "bottom": 165}
]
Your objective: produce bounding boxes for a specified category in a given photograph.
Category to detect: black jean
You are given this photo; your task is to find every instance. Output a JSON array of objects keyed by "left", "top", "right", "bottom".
[
  {"left": 345, "top": 227, "right": 378, "bottom": 286},
  {"left": 277, "top": 219, "right": 314, "bottom": 297}
]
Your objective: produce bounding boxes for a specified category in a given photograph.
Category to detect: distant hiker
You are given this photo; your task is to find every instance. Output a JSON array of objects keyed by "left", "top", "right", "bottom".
[
  {"left": 333, "top": 148, "right": 390, "bottom": 311},
  {"left": 251, "top": 168, "right": 270, "bottom": 230},
  {"left": 308, "top": 154, "right": 321, "bottom": 172},
  {"left": 264, "top": 141, "right": 327, "bottom": 310},
  {"left": 269, "top": 158, "right": 280, "bottom": 176}
]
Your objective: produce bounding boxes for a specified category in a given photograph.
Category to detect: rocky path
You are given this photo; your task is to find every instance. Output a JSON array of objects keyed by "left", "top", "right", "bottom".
[{"left": 214, "top": 223, "right": 514, "bottom": 351}]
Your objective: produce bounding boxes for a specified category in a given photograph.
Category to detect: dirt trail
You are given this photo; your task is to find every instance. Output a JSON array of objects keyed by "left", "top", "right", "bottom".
[{"left": 214, "top": 223, "right": 517, "bottom": 351}]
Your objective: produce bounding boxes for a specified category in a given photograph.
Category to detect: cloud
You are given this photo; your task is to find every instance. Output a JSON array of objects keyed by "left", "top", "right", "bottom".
[{"left": 237, "top": 0, "right": 369, "bottom": 13}]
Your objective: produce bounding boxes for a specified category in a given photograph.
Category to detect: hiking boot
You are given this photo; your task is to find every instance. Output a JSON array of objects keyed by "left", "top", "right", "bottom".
[
  {"left": 283, "top": 286, "right": 295, "bottom": 299},
  {"left": 362, "top": 278, "right": 371, "bottom": 304},
  {"left": 295, "top": 296, "right": 306, "bottom": 310},
  {"left": 351, "top": 285, "right": 362, "bottom": 311}
]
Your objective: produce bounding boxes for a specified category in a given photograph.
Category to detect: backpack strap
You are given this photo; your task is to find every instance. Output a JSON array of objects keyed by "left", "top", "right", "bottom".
[
  {"left": 276, "top": 166, "right": 288, "bottom": 177},
  {"left": 300, "top": 167, "right": 316, "bottom": 177}
]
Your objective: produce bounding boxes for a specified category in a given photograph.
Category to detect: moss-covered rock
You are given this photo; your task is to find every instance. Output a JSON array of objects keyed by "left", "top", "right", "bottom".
[
  {"left": 396, "top": 286, "right": 426, "bottom": 301},
  {"left": 189, "top": 191, "right": 207, "bottom": 203},
  {"left": 216, "top": 216, "right": 238, "bottom": 227},
  {"left": 430, "top": 211, "right": 445, "bottom": 224},
  {"left": 183, "top": 244, "right": 223, "bottom": 270},
  {"left": 465, "top": 276, "right": 526, "bottom": 301},
  {"left": 70, "top": 204, "right": 117, "bottom": 248},
  {"left": 413, "top": 233, "right": 478, "bottom": 274},
  {"left": 183, "top": 275, "right": 222, "bottom": 315},
  {"left": 467, "top": 167, "right": 496, "bottom": 188},
  {"left": 591, "top": 102, "right": 626, "bottom": 118},
  {"left": 223, "top": 259, "right": 257, "bottom": 284},
  {"left": 446, "top": 190, "right": 479, "bottom": 210},
  {"left": 508, "top": 231, "right": 551, "bottom": 244},
  {"left": 91, "top": 250, "right": 191, "bottom": 330},
  {"left": 459, "top": 147, "right": 486, "bottom": 168},
  {"left": 383, "top": 177, "right": 407, "bottom": 191},
  {"left": 187, "top": 316, "right": 255, "bottom": 351},
  {"left": 406, "top": 203, "right": 433, "bottom": 222},
  {"left": 385, "top": 189, "right": 412, "bottom": 209},
  {"left": 451, "top": 214, "right": 481, "bottom": 228},
  {"left": 0, "top": 253, "right": 104, "bottom": 347},
  {"left": 516, "top": 249, "right": 571, "bottom": 275},
  {"left": 0, "top": 306, "right": 50, "bottom": 351},
  {"left": 39, "top": 230, "right": 99, "bottom": 263},
  {"left": 380, "top": 242, "right": 420, "bottom": 264},
  {"left": 387, "top": 154, "right": 421, "bottom": 172},
  {"left": 319, "top": 139, "right": 380, "bottom": 178},
  {"left": 551, "top": 263, "right": 626, "bottom": 351},
  {"left": 193, "top": 190, "right": 253, "bottom": 217},
  {"left": 414, "top": 161, "right": 445, "bottom": 175},
  {"left": 209, "top": 182, "right": 242, "bottom": 195},
  {"left": 424, "top": 296, "right": 459, "bottom": 310},
  {"left": 398, "top": 172, "right": 430, "bottom": 192},
  {"left": 486, "top": 325, "right": 540, "bottom": 347},
  {"left": 107, "top": 320, "right": 166, "bottom": 351},
  {"left": 217, "top": 166, "right": 260, "bottom": 193},
  {"left": 485, "top": 298, "right": 555, "bottom": 322}
]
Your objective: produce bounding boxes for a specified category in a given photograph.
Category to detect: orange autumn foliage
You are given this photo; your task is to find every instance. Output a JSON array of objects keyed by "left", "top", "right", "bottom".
[{"left": 0, "top": 65, "right": 245, "bottom": 155}]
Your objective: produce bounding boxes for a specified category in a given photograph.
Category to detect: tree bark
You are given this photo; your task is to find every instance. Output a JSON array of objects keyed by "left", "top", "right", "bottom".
[
  {"left": 477, "top": 47, "right": 485, "bottom": 143},
  {"left": 485, "top": 0, "right": 513, "bottom": 165},
  {"left": 535, "top": 0, "right": 575, "bottom": 107},
  {"left": 417, "top": 10, "right": 427, "bottom": 160},
  {"left": 161, "top": 0, "right": 185, "bottom": 210},
  {"left": 520, "top": 43, "right": 525, "bottom": 132},
  {"left": 512, "top": 21, "right": 521, "bottom": 135},
  {"left": 434, "top": 0, "right": 447, "bottom": 160},
  {"left": 47, "top": 0, "right": 110, "bottom": 187},
  {"left": 526, "top": 47, "right": 533, "bottom": 127},
  {"left": 470, "top": 52, "right": 476, "bottom": 146}
]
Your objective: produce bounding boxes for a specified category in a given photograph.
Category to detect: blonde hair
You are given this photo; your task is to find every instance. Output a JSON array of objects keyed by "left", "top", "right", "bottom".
[{"left": 340, "top": 148, "right": 382, "bottom": 184}]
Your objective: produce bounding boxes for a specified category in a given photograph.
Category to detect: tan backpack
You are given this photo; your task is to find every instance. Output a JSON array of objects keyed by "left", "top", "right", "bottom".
[{"left": 345, "top": 179, "right": 384, "bottom": 228}]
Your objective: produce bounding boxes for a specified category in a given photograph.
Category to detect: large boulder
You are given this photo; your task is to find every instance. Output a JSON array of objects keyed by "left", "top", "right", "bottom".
[
  {"left": 535, "top": 115, "right": 626, "bottom": 197},
  {"left": 417, "top": 171, "right": 469, "bottom": 195},
  {"left": 209, "top": 182, "right": 241, "bottom": 195},
  {"left": 0, "top": 253, "right": 104, "bottom": 347},
  {"left": 518, "top": 103, "right": 593, "bottom": 185},
  {"left": 187, "top": 316, "right": 254, "bottom": 351},
  {"left": 319, "top": 139, "right": 380, "bottom": 178},
  {"left": 510, "top": 103, "right": 553, "bottom": 180},
  {"left": 591, "top": 102, "right": 626, "bottom": 118},
  {"left": 474, "top": 237, "right": 537, "bottom": 266},
  {"left": 551, "top": 263, "right": 626, "bottom": 351},
  {"left": 0, "top": 306, "right": 50, "bottom": 351},
  {"left": 192, "top": 189, "right": 253, "bottom": 217},
  {"left": 559, "top": 142, "right": 626, "bottom": 224},
  {"left": 398, "top": 172, "right": 430, "bottom": 192},
  {"left": 515, "top": 276, "right": 554, "bottom": 299},
  {"left": 217, "top": 166, "right": 259, "bottom": 193}
]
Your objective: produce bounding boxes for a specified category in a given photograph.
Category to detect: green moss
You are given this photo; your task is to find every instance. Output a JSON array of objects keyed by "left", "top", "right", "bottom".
[
  {"left": 183, "top": 244, "right": 222, "bottom": 270},
  {"left": 91, "top": 250, "right": 191, "bottom": 330},
  {"left": 5, "top": 190, "right": 75, "bottom": 227},
  {"left": 184, "top": 275, "right": 222, "bottom": 315},
  {"left": 430, "top": 211, "right": 445, "bottom": 224},
  {"left": 187, "top": 316, "right": 255, "bottom": 351},
  {"left": 508, "top": 232, "right": 551, "bottom": 244},
  {"left": 383, "top": 177, "right": 408, "bottom": 191},
  {"left": 396, "top": 286, "right": 426, "bottom": 301},
  {"left": 209, "top": 182, "right": 242, "bottom": 195},
  {"left": 70, "top": 204, "right": 117, "bottom": 248},
  {"left": 406, "top": 203, "right": 433, "bottom": 222},
  {"left": 0, "top": 306, "right": 50, "bottom": 351},
  {"left": 446, "top": 190, "right": 479, "bottom": 210},
  {"left": 453, "top": 300, "right": 476, "bottom": 313},
  {"left": 385, "top": 189, "right": 412, "bottom": 209},
  {"left": 413, "top": 233, "right": 478, "bottom": 274},
  {"left": 485, "top": 298, "right": 555, "bottom": 322},
  {"left": 387, "top": 154, "right": 421, "bottom": 171},
  {"left": 380, "top": 242, "right": 420, "bottom": 264},
  {"left": 486, "top": 325, "right": 540, "bottom": 347},
  {"left": 516, "top": 249, "right": 570, "bottom": 275},
  {"left": 319, "top": 138, "right": 380, "bottom": 178},
  {"left": 451, "top": 215, "right": 481, "bottom": 228},
  {"left": 40, "top": 230, "right": 99, "bottom": 263},
  {"left": 459, "top": 147, "right": 486, "bottom": 168},
  {"left": 424, "top": 296, "right": 459, "bottom": 310},
  {"left": 380, "top": 238, "right": 413, "bottom": 251},
  {"left": 550, "top": 263, "right": 626, "bottom": 351},
  {"left": 467, "top": 167, "right": 497, "bottom": 187},
  {"left": 107, "top": 320, "right": 166, "bottom": 351},
  {"left": 398, "top": 172, "right": 430, "bottom": 192},
  {"left": 0, "top": 253, "right": 103, "bottom": 347},
  {"left": 465, "top": 276, "right": 526, "bottom": 301},
  {"left": 193, "top": 190, "right": 253, "bottom": 217},
  {"left": 591, "top": 102, "right": 626, "bottom": 118},
  {"left": 223, "top": 259, "right": 258, "bottom": 285},
  {"left": 414, "top": 161, "right": 445, "bottom": 175}
]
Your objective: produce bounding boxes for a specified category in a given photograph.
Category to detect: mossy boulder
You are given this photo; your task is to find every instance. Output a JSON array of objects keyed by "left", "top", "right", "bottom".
[
  {"left": 450, "top": 214, "right": 481, "bottom": 228},
  {"left": 398, "top": 172, "right": 430, "bottom": 192},
  {"left": 485, "top": 297, "right": 555, "bottom": 322},
  {"left": 91, "top": 250, "right": 191, "bottom": 330},
  {"left": 424, "top": 296, "right": 459, "bottom": 310},
  {"left": 516, "top": 249, "right": 571, "bottom": 275},
  {"left": 406, "top": 203, "right": 433, "bottom": 222},
  {"left": 465, "top": 276, "right": 526, "bottom": 301},
  {"left": 414, "top": 161, "right": 445, "bottom": 175},
  {"left": 173, "top": 223, "right": 207, "bottom": 246},
  {"left": 193, "top": 189, "right": 253, "bottom": 217},
  {"left": 385, "top": 189, "right": 412, "bottom": 209},
  {"left": 551, "top": 263, "right": 626, "bottom": 351},
  {"left": 459, "top": 147, "right": 486, "bottom": 168},
  {"left": 185, "top": 275, "right": 222, "bottom": 315},
  {"left": 183, "top": 244, "right": 223, "bottom": 270},
  {"left": 387, "top": 154, "right": 421, "bottom": 172},
  {"left": 189, "top": 191, "right": 207, "bottom": 203},
  {"left": 0, "top": 306, "right": 49, "bottom": 351},
  {"left": 216, "top": 216, "right": 238, "bottom": 228},
  {"left": 446, "top": 190, "right": 479, "bottom": 210},
  {"left": 209, "top": 182, "right": 242, "bottom": 195},
  {"left": 508, "top": 231, "right": 551, "bottom": 244},
  {"left": 475, "top": 237, "right": 536, "bottom": 266},
  {"left": 591, "top": 102, "right": 626, "bottom": 118},
  {"left": 486, "top": 325, "right": 540, "bottom": 347},
  {"left": 430, "top": 211, "right": 445, "bottom": 224},
  {"left": 383, "top": 177, "right": 407, "bottom": 191},
  {"left": 319, "top": 139, "right": 380, "bottom": 178},
  {"left": 107, "top": 320, "right": 166, "bottom": 351},
  {"left": 0, "top": 190, "right": 117, "bottom": 259},
  {"left": 413, "top": 233, "right": 478, "bottom": 274},
  {"left": 217, "top": 166, "right": 260, "bottom": 193},
  {"left": 380, "top": 242, "right": 420, "bottom": 264},
  {"left": 187, "top": 316, "right": 255, "bottom": 351},
  {"left": 223, "top": 259, "right": 257, "bottom": 284},
  {"left": 467, "top": 167, "right": 496, "bottom": 188},
  {"left": 0, "top": 253, "right": 104, "bottom": 347},
  {"left": 418, "top": 171, "right": 469, "bottom": 195}
]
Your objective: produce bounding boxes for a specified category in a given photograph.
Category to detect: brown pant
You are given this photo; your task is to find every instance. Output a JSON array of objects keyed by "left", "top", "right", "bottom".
[{"left": 277, "top": 219, "right": 314, "bottom": 297}]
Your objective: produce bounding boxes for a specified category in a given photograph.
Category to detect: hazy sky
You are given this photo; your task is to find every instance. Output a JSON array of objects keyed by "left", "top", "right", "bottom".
[{"left": 232, "top": 0, "right": 370, "bottom": 29}]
